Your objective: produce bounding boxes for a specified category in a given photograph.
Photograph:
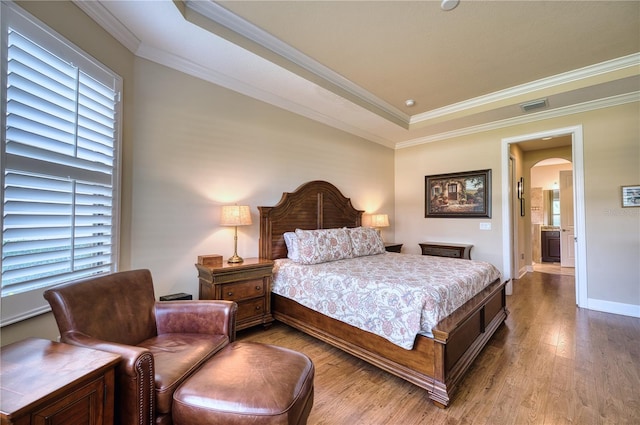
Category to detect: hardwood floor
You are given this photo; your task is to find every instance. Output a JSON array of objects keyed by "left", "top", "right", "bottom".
[{"left": 238, "top": 272, "right": 640, "bottom": 424}]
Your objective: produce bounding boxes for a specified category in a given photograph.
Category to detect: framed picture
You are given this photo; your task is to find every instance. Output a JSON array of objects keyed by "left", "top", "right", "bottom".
[
  {"left": 621, "top": 185, "right": 640, "bottom": 207},
  {"left": 425, "top": 169, "right": 491, "bottom": 218}
]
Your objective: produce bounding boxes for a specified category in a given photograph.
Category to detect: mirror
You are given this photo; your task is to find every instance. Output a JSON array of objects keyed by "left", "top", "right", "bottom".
[{"left": 544, "top": 189, "right": 560, "bottom": 226}]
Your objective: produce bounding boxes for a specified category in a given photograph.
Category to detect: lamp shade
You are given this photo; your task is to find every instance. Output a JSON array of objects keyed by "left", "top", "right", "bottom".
[
  {"left": 220, "top": 205, "right": 252, "bottom": 226},
  {"left": 364, "top": 213, "right": 389, "bottom": 228},
  {"left": 370, "top": 214, "right": 389, "bottom": 227}
]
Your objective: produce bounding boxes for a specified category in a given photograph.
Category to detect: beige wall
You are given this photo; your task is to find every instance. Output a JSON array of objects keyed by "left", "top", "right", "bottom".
[
  {"left": 580, "top": 104, "right": 639, "bottom": 304},
  {"left": 395, "top": 133, "right": 505, "bottom": 270},
  {"left": 128, "top": 58, "right": 394, "bottom": 298},
  {"left": 530, "top": 161, "right": 573, "bottom": 190},
  {"left": 510, "top": 144, "right": 527, "bottom": 276},
  {"left": 395, "top": 102, "right": 640, "bottom": 313}
]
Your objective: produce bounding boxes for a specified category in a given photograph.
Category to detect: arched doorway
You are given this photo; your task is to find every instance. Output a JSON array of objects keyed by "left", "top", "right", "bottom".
[{"left": 530, "top": 158, "right": 574, "bottom": 274}]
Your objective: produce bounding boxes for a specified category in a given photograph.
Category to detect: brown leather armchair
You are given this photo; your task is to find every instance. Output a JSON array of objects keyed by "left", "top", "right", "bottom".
[{"left": 44, "top": 269, "right": 237, "bottom": 425}]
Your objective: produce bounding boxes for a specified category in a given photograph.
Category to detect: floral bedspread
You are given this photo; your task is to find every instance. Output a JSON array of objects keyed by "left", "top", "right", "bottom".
[{"left": 272, "top": 253, "right": 501, "bottom": 350}]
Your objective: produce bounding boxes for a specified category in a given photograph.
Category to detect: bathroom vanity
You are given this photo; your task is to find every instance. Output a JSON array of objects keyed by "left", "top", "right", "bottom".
[{"left": 541, "top": 227, "right": 561, "bottom": 262}]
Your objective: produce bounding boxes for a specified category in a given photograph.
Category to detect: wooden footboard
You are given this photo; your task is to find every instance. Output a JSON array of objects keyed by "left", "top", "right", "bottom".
[
  {"left": 429, "top": 278, "right": 508, "bottom": 406},
  {"left": 272, "top": 278, "right": 508, "bottom": 407}
]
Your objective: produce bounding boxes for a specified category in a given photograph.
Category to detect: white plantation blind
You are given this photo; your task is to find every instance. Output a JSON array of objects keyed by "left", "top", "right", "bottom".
[{"left": 1, "top": 3, "right": 122, "bottom": 324}]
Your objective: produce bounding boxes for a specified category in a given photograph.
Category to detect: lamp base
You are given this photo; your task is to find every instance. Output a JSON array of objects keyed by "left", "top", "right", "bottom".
[{"left": 227, "top": 254, "right": 244, "bottom": 264}]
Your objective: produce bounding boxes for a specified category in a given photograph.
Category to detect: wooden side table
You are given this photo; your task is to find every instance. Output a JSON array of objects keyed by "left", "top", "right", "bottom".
[
  {"left": 196, "top": 258, "right": 275, "bottom": 331},
  {"left": 419, "top": 242, "right": 473, "bottom": 260},
  {"left": 384, "top": 243, "right": 403, "bottom": 253},
  {"left": 1, "top": 338, "right": 120, "bottom": 425}
]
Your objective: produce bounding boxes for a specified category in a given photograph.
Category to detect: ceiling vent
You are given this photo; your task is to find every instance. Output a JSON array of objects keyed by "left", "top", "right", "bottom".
[{"left": 520, "top": 98, "right": 548, "bottom": 113}]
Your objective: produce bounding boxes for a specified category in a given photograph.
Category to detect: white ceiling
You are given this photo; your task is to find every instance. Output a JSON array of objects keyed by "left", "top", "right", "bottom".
[{"left": 75, "top": 0, "right": 640, "bottom": 149}]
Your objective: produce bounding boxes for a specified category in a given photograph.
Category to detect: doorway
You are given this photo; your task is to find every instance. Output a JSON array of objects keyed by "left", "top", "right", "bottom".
[
  {"left": 530, "top": 160, "right": 574, "bottom": 273},
  {"left": 501, "top": 125, "right": 587, "bottom": 308}
]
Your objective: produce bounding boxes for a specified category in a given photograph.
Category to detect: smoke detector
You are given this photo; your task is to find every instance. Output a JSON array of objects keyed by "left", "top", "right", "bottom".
[{"left": 441, "top": 0, "right": 459, "bottom": 11}]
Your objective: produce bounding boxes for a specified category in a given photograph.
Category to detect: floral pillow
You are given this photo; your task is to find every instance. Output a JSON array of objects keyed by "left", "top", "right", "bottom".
[
  {"left": 283, "top": 232, "right": 300, "bottom": 262},
  {"left": 348, "top": 226, "right": 386, "bottom": 257},
  {"left": 294, "top": 228, "right": 353, "bottom": 264}
]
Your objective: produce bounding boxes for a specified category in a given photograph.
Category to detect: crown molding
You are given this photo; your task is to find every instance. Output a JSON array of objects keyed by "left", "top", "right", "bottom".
[
  {"left": 409, "top": 53, "right": 640, "bottom": 125},
  {"left": 397, "top": 91, "right": 640, "bottom": 149},
  {"left": 73, "top": 0, "right": 141, "bottom": 53}
]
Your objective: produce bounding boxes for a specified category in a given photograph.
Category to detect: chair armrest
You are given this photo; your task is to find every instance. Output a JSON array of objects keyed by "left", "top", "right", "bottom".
[
  {"left": 60, "top": 331, "right": 153, "bottom": 377},
  {"left": 155, "top": 300, "right": 238, "bottom": 341},
  {"left": 60, "top": 332, "right": 155, "bottom": 425}
]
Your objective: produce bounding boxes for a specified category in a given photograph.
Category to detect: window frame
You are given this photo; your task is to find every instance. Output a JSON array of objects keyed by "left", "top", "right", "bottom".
[{"left": 1, "top": 1, "right": 122, "bottom": 326}]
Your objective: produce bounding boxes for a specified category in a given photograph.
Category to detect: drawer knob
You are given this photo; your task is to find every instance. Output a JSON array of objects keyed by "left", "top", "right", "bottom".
[
  {"left": 227, "top": 292, "right": 233, "bottom": 296},
  {"left": 255, "top": 306, "right": 261, "bottom": 310},
  {"left": 255, "top": 286, "right": 261, "bottom": 291}
]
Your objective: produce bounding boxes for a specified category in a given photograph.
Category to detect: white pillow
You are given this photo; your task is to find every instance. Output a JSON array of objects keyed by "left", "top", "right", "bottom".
[
  {"left": 283, "top": 232, "right": 300, "bottom": 262},
  {"left": 348, "top": 226, "right": 386, "bottom": 257},
  {"left": 294, "top": 228, "right": 353, "bottom": 264}
]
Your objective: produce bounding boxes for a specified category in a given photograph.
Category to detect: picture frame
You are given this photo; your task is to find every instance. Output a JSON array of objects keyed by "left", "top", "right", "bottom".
[
  {"left": 425, "top": 169, "right": 491, "bottom": 218},
  {"left": 621, "top": 185, "right": 640, "bottom": 207},
  {"left": 520, "top": 197, "right": 525, "bottom": 217}
]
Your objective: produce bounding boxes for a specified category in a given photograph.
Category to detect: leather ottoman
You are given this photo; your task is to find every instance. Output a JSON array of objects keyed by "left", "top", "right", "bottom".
[{"left": 173, "top": 341, "right": 314, "bottom": 425}]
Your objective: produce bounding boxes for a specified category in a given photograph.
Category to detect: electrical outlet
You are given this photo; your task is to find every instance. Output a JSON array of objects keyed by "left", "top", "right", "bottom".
[
  {"left": 479, "top": 222, "right": 491, "bottom": 230},
  {"left": 521, "top": 253, "right": 525, "bottom": 260}
]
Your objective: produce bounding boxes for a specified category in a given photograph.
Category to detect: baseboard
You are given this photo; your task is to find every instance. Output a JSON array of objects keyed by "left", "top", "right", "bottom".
[
  {"left": 586, "top": 298, "right": 640, "bottom": 318},
  {"left": 510, "top": 268, "right": 527, "bottom": 281}
]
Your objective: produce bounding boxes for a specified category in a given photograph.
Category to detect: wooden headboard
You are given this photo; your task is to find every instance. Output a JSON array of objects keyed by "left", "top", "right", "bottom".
[{"left": 258, "top": 181, "right": 363, "bottom": 260}]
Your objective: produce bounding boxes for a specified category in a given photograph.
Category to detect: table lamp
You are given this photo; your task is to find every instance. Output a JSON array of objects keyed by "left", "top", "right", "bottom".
[
  {"left": 220, "top": 205, "right": 252, "bottom": 263},
  {"left": 363, "top": 213, "right": 389, "bottom": 239}
]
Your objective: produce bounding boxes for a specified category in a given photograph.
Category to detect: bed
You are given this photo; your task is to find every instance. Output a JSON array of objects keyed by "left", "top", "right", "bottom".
[{"left": 258, "top": 180, "right": 508, "bottom": 407}]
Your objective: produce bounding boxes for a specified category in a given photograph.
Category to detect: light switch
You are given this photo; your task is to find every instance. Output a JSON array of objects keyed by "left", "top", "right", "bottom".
[{"left": 479, "top": 222, "right": 491, "bottom": 230}]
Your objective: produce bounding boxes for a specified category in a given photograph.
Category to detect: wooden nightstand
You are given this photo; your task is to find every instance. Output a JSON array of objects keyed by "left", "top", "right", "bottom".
[
  {"left": 1, "top": 338, "right": 120, "bottom": 425},
  {"left": 195, "top": 258, "right": 274, "bottom": 331},
  {"left": 419, "top": 242, "right": 473, "bottom": 260},
  {"left": 384, "top": 243, "right": 403, "bottom": 253}
]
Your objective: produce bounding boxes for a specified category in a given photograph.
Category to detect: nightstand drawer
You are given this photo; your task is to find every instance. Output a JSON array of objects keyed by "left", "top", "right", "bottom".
[
  {"left": 419, "top": 242, "right": 473, "bottom": 260},
  {"left": 221, "top": 279, "right": 265, "bottom": 301},
  {"left": 237, "top": 298, "right": 265, "bottom": 321},
  {"left": 384, "top": 243, "right": 403, "bottom": 253},
  {"left": 421, "top": 246, "right": 462, "bottom": 258}
]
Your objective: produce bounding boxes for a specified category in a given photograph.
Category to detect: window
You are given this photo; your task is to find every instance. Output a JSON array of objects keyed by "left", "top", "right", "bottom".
[{"left": 1, "top": 2, "right": 122, "bottom": 325}]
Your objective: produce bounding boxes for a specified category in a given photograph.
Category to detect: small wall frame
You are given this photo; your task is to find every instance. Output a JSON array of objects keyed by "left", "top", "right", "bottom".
[{"left": 621, "top": 185, "right": 640, "bottom": 207}]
